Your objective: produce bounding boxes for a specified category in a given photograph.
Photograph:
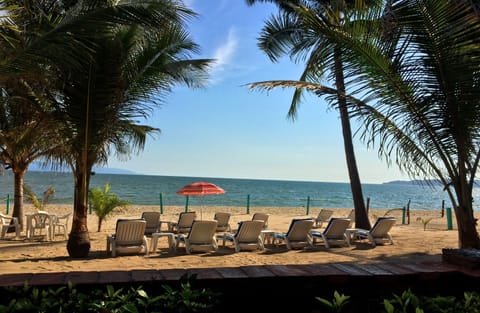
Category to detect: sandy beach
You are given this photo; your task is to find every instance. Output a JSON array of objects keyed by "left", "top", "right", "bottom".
[{"left": 0, "top": 205, "right": 464, "bottom": 275}]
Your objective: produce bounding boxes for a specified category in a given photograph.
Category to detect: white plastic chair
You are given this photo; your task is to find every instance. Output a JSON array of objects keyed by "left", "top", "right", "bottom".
[
  {"left": 29, "top": 212, "right": 53, "bottom": 240},
  {"left": 53, "top": 212, "right": 72, "bottom": 240},
  {"left": 0, "top": 213, "right": 20, "bottom": 239}
]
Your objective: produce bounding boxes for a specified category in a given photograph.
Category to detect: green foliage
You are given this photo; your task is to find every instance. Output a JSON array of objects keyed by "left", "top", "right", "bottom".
[
  {"left": 0, "top": 274, "right": 220, "bottom": 313},
  {"left": 416, "top": 217, "right": 434, "bottom": 231},
  {"left": 23, "top": 184, "right": 55, "bottom": 211},
  {"left": 89, "top": 183, "right": 130, "bottom": 232},
  {"left": 382, "top": 289, "right": 480, "bottom": 313},
  {"left": 316, "top": 291, "right": 350, "bottom": 312}
]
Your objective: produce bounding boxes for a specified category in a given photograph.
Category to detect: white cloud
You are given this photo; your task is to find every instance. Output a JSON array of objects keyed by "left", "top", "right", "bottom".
[{"left": 208, "top": 28, "right": 238, "bottom": 84}]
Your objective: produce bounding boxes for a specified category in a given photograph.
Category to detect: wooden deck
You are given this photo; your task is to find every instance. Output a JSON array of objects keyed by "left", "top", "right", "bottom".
[{"left": 1, "top": 260, "right": 479, "bottom": 312}]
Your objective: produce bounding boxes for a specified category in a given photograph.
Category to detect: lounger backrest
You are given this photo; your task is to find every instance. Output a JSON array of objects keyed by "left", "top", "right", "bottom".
[
  {"left": 286, "top": 219, "right": 314, "bottom": 241},
  {"left": 114, "top": 219, "right": 147, "bottom": 245},
  {"left": 177, "top": 211, "right": 197, "bottom": 231},
  {"left": 252, "top": 213, "right": 269, "bottom": 229},
  {"left": 214, "top": 212, "right": 231, "bottom": 230},
  {"left": 236, "top": 220, "right": 264, "bottom": 243},
  {"left": 317, "top": 209, "right": 334, "bottom": 221},
  {"left": 187, "top": 220, "right": 217, "bottom": 244},
  {"left": 141, "top": 211, "right": 161, "bottom": 235},
  {"left": 371, "top": 217, "right": 396, "bottom": 237},
  {"left": 346, "top": 210, "right": 355, "bottom": 227},
  {"left": 323, "top": 218, "right": 351, "bottom": 239}
]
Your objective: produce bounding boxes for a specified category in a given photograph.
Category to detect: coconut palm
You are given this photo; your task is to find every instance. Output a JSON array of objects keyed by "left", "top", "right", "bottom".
[
  {"left": 0, "top": 1, "right": 211, "bottom": 256},
  {"left": 257, "top": 0, "right": 480, "bottom": 248},
  {"left": 322, "top": 0, "right": 480, "bottom": 248},
  {"left": 0, "top": 0, "right": 106, "bottom": 230},
  {"left": 245, "top": 0, "right": 381, "bottom": 229},
  {"left": 0, "top": 77, "right": 64, "bottom": 230},
  {"left": 45, "top": 1, "right": 211, "bottom": 257}
]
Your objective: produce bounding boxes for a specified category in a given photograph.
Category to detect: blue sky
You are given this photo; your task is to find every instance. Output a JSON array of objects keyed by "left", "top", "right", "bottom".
[{"left": 107, "top": 0, "right": 408, "bottom": 184}]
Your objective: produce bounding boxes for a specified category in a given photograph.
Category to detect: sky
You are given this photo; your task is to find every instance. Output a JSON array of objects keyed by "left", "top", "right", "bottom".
[{"left": 107, "top": 0, "right": 409, "bottom": 184}]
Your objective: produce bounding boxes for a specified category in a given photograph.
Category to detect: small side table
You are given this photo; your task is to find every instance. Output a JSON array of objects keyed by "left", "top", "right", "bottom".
[
  {"left": 150, "top": 232, "right": 176, "bottom": 253},
  {"left": 261, "top": 230, "right": 275, "bottom": 245},
  {"left": 345, "top": 228, "right": 361, "bottom": 242}
]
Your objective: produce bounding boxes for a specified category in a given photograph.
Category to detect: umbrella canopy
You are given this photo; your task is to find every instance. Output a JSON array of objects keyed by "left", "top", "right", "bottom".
[
  {"left": 176, "top": 181, "right": 225, "bottom": 196},
  {"left": 176, "top": 182, "right": 225, "bottom": 219}
]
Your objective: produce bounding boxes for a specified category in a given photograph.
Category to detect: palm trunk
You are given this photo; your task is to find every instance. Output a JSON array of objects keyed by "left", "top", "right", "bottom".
[
  {"left": 333, "top": 46, "right": 371, "bottom": 230},
  {"left": 12, "top": 168, "right": 25, "bottom": 231},
  {"left": 454, "top": 152, "right": 480, "bottom": 248},
  {"left": 67, "top": 163, "right": 91, "bottom": 258}
]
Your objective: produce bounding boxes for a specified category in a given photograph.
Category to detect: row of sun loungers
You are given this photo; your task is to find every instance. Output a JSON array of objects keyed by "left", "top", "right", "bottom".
[{"left": 106, "top": 211, "right": 396, "bottom": 257}]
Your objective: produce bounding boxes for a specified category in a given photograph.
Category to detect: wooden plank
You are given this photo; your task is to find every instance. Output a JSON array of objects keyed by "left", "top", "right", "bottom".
[
  {"left": 131, "top": 270, "right": 166, "bottom": 282},
  {"left": 0, "top": 273, "right": 32, "bottom": 287},
  {"left": 240, "top": 265, "right": 276, "bottom": 277},
  {"left": 330, "top": 263, "right": 372, "bottom": 276},
  {"left": 98, "top": 271, "right": 132, "bottom": 284},
  {"left": 30, "top": 272, "right": 67, "bottom": 286},
  {"left": 265, "top": 265, "right": 311, "bottom": 276},
  {"left": 65, "top": 272, "right": 99, "bottom": 285},
  {"left": 216, "top": 267, "right": 249, "bottom": 279}
]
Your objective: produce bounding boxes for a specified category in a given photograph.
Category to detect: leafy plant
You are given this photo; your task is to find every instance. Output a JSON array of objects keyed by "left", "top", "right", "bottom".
[
  {"left": 89, "top": 183, "right": 129, "bottom": 232},
  {"left": 0, "top": 274, "right": 221, "bottom": 313},
  {"left": 416, "top": 217, "right": 434, "bottom": 231},
  {"left": 316, "top": 290, "right": 350, "bottom": 312},
  {"left": 23, "top": 184, "right": 55, "bottom": 211}
]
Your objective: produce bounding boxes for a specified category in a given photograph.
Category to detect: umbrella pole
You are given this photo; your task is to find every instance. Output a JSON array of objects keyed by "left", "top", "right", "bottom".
[{"left": 185, "top": 196, "right": 189, "bottom": 213}]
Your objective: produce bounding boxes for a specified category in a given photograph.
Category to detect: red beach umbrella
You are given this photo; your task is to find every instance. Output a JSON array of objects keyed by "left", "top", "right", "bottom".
[{"left": 176, "top": 181, "right": 225, "bottom": 219}]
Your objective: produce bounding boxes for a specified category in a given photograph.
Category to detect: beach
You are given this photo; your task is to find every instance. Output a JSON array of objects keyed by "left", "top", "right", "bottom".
[{"left": 0, "top": 205, "right": 463, "bottom": 275}]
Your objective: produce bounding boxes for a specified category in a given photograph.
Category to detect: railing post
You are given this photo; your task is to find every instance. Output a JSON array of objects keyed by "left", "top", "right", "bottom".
[
  {"left": 246, "top": 194, "right": 250, "bottom": 214},
  {"left": 406, "top": 199, "right": 411, "bottom": 224},
  {"left": 401, "top": 206, "right": 406, "bottom": 224},
  {"left": 159, "top": 193, "right": 163, "bottom": 214},
  {"left": 184, "top": 195, "right": 189, "bottom": 212},
  {"left": 5, "top": 194, "right": 9, "bottom": 214},
  {"left": 446, "top": 207, "right": 453, "bottom": 230},
  {"left": 306, "top": 196, "right": 310, "bottom": 215}
]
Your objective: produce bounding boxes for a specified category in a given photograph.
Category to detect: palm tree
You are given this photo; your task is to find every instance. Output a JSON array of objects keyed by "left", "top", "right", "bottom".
[
  {"left": 0, "top": 0, "right": 102, "bottom": 230},
  {"left": 270, "top": 0, "right": 480, "bottom": 248},
  {"left": 46, "top": 1, "right": 212, "bottom": 257},
  {"left": 245, "top": 0, "right": 380, "bottom": 229},
  {"left": 327, "top": 0, "right": 480, "bottom": 248},
  {"left": 0, "top": 1, "right": 211, "bottom": 257},
  {"left": 0, "top": 77, "right": 64, "bottom": 230}
]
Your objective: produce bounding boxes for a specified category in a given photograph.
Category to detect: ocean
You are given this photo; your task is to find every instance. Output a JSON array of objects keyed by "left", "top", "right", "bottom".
[{"left": 1, "top": 171, "right": 479, "bottom": 211}]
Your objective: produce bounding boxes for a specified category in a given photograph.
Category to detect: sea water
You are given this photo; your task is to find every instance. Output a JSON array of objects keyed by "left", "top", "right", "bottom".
[{"left": 1, "top": 171, "right": 479, "bottom": 211}]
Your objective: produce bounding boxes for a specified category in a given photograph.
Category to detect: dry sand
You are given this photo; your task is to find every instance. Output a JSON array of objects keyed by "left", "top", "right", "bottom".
[{"left": 0, "top": 205, "right": 464, "bottom": 274}]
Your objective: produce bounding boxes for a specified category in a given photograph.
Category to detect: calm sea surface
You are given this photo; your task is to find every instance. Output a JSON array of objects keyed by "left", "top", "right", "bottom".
[{"left": 1, "top": 171, "right": 479, "bottom": 211}]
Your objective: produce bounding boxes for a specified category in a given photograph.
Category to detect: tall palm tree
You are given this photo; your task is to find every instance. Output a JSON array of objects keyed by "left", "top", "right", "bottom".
[
  {"left": 0, "top": 0, "right": 211, "bottom": 257},
  {"left": 270, "top": 0, "right": 480, "bottom": 248},
  {"left": 246, "top": 0, "right": 381, "bottom": 229},
  {"left": 0, "top": 1, "right": 72, "bottom": 229},
  {"left": 324, "top": 0, "right": 480, "bottom": 248},
  {"left": 0, "top": 81, "right": 62, "bottom": 230},
  {"left": 46, "top": 0, "right": 212, "bottom": 257}
]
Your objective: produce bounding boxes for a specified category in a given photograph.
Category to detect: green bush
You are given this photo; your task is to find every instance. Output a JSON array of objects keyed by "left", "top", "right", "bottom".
[
  {"left": 316, "top": 289, "right": 480, "bottom": 313},
  {"left": 0, "top": 274, "right": 220, "bottom": 313}
]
